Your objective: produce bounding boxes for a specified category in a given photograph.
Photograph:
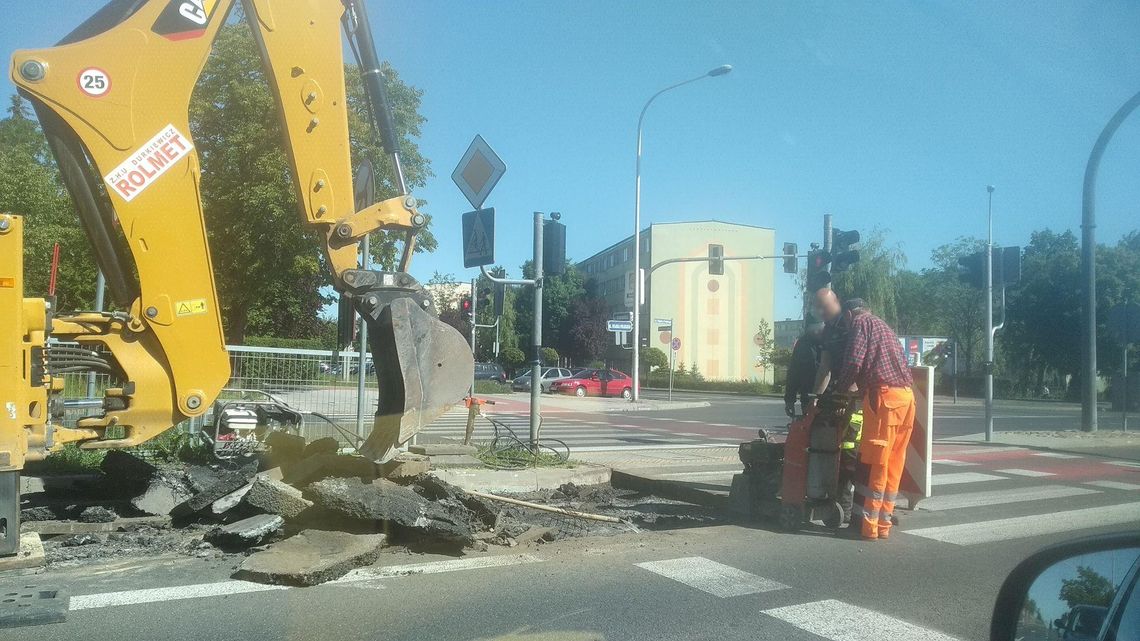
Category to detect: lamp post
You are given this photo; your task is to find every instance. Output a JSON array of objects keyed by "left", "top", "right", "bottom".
[
  {"left": 631, "top": 64, "right": 732, "bottom": 401},
  {"left": 985, "top": 185, "right": 995, "bottom": 442}
]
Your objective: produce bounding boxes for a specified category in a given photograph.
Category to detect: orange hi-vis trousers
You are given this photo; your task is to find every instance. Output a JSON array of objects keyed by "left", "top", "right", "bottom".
[{"left": 852, "top": 385, "right": 916, "bottom": 539}]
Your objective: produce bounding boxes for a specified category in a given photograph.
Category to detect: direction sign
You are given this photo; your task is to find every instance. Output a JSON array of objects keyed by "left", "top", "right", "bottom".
[
  {"left": 1108, "top": 303, "right": 1140, "bottom": 343},
  {"left": 461, "top": 208, "right": 495, "bottom": 268},
  {"left": 671, "top": 337, "right": 681, "bottom": 351},
  {"left": 452, "top": 135, "right": 506, "bottom": 210},
  {"left": 607, "top": 320, "right": 633, "bottom": 333},
  {"left": 654, "top": 318, "right": 672, "bottom": 326}
]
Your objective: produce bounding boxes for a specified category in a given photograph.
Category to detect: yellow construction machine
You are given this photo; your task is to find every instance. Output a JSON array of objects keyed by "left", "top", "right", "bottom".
[{"left": 0, "top": 0, "right": 473, "bottom": 555}]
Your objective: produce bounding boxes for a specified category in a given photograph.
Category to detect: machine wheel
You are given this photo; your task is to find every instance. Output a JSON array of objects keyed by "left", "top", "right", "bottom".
[
  {"left": 621, "top": 388, "right": 632, "bottom": 400},
  {"left": 575, "top": 386, "right": 587, "bottom": 397},
  {"left": 821, "top": 501, "right": 844, "bottom": 529},
  {"left": 777, "top": 504, "right": 803, "bottom": 531}
]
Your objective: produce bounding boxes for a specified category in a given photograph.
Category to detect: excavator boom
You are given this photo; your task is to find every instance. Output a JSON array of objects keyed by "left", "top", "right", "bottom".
[{"left": 0, "top": 0, "right": 473, "bottom": 555}]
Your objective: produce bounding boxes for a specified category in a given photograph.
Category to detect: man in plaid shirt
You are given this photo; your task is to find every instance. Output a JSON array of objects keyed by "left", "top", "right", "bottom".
[{"left": 832, "top": 300, "right": 915, "bottom": 540}]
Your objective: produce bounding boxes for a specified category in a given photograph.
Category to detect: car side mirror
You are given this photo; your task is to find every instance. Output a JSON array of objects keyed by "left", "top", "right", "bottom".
[{"left": 990, "top": 533, "right": 1140, "bottom": 641}]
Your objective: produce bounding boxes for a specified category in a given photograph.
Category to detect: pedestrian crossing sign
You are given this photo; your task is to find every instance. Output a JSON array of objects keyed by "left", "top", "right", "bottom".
[{"left": 462, "top": 208, "right": 495, "bottom": 268}]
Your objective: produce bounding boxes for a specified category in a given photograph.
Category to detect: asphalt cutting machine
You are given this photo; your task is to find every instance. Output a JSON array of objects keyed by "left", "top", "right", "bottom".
[{"left": 729, "top": 393, "right": 857, "bottom": 531}]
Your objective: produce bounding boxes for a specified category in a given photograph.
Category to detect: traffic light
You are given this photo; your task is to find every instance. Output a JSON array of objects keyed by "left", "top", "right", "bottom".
[
  {"left": 830, "top": 229, "right": 860, "bottom": 273},
  {"left": 543, "top": 218, "right": 566, "bottom": 275},
  {"left": 782, "top": 242, "right": 798, "bottom": 274},
  {"left": 996, "top": 246, "right": 1021, "bottom": 286},
  {"left": 477, "top": 287, "right": 492, "bottom": 310},
  {"left": 709, "top": 244, "right": 724, "bottom": 276},
  {"left": 460, "top": 295, "right": 473, "bottom": 319},
  {"left": 805, "top": 249, "right": 832, "bottom": 292},
  {"left": 958, "top": 251, "right": 985, "bottom": 289},
  {"left": 492, "top": 283, "right": 505, "bottom": 316},
  {"left": 943, "top": 341, "right": 955, "bottom": 360}
]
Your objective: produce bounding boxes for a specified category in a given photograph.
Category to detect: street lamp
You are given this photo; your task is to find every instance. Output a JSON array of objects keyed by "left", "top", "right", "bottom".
[
  {"left": 631, "top": 64, "right": 732, "bottom": 401},
  {"left": 985, "top": 185, "right": 995, "bottom": 442}
]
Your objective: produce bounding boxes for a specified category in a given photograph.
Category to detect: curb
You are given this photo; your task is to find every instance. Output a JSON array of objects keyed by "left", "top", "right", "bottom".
[{"left": 609, "top": 469, "right": 729, "bottom": 508}]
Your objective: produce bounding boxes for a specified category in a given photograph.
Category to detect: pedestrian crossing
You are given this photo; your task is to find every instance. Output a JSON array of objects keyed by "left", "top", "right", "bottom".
[
  {"left": 635, "top": 555, "right": 966, "bottom": 640},
  {"left": 901, "top": 444, "right": 1140, "bottom": 545},
  {"left": 418, "top": 407, "right": 750, "bottom": 451}
]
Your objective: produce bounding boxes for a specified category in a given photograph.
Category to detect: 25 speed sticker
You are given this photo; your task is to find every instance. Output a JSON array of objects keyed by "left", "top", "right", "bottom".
[{"left": 77, "top": 68, "right": 111, "bottom": 97}]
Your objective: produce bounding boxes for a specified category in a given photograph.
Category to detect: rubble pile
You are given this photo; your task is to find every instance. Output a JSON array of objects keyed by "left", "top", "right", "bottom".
[{"left": 22, "top": 437, "right": 722, "bottom": 584}]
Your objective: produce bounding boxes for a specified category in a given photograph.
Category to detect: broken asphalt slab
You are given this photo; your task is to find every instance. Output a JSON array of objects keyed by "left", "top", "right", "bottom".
[
  {"left": 283, "top": 454, "right": 378, "bottom": 487},
  {"left": 170, "top": 467, "right": 251, "bottom": 519},
  {"left": 242, "top": 476, "right": 312, "bottom": 520},
  {"left": 205, "top": 514, "right": 284, "bottom": 550},
  {"left": 235, "top": 530, "right": 386, "bottom": 586},
  {"left": 304, "top": 477, "right": 476, "bottom": 545}
]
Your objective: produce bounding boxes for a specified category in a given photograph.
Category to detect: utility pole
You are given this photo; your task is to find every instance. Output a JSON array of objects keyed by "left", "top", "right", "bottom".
[
  {"left": 1081, "top": 89, "right": 1140, "bottom": 432},
  {"left": 530, "top": 212, "right": 544, "bottom": 450},
  {"left": 985, "top": 186, "right": 995, "bottom": 442},
  {"left": 469, "top": 277, "right": 477, "bottom": 395}
]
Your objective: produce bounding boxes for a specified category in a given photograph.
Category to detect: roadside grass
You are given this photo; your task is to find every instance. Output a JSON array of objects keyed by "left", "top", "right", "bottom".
[
  {"left": 474, "top": 380, "right": 512, "bottom": 395},
  {"left": 476, "top": 444, "right": 576, "bottom": 469}
]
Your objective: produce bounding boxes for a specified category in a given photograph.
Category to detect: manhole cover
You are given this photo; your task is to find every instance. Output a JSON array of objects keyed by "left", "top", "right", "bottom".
[{"left": 0, "top": 585, "right": 68, "bottom": 628}]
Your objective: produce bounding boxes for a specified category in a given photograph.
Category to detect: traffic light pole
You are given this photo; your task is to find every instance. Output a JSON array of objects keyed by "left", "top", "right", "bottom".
[
  {"left": 985, "top": 186, "right": 995, "bottom": 443},
  {"left": 479, "top": 212, "right": 549, "bottom": 452}
]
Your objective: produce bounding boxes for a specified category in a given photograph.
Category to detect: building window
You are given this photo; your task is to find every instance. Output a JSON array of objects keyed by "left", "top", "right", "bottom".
[
  {"left": 708, "top": 244, "right": 724, "bottom": 276},
  {"left": 623, "top": 246, "right": 632, "bottom": 262}
]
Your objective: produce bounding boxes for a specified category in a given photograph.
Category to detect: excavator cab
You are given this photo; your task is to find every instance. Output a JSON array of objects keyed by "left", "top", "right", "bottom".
[{"left": 0, "top": 0, "right": 473, "bottom": 555}]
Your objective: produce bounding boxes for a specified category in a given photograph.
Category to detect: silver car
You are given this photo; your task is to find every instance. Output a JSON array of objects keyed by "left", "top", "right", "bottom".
[{"left": 511, "top": 367, "right": 572, "bottom": 393}]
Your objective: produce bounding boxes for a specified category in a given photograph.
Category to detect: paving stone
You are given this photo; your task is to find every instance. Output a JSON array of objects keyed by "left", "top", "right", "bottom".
[
  {"left": 0, "top": 533, "right": 44, "bottom": 571},
  {"left": 379, "top": 453, "right": 430, "bottom": 479},
  {"left": 234, "top": 530, "right": 386, "bottom": 586}
]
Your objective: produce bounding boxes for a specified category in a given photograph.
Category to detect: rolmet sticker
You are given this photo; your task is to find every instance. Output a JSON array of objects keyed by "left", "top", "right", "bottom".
[{"left": 103, "top": 124, "right": 194, "bottom": 202}]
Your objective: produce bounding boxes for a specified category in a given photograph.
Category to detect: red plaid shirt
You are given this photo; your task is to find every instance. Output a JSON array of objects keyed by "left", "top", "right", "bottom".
[{"left": 834, "top": 311, "right": 912, "bottom": 392}]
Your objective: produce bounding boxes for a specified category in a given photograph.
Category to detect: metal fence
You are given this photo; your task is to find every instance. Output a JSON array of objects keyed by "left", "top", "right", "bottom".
[{"left": 58, "top": 344, "right": 377, "bottom": 448}]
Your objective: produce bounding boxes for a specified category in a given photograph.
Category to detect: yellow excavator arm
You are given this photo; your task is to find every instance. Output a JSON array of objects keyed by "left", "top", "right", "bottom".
[{"left": 0, "top": 0, "right": 473, "bottom": 555}]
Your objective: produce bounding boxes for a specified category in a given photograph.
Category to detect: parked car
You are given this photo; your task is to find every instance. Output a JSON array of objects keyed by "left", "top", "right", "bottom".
[
  {"left": 548, "top": 368, "right": 633, "bottom": 399},
  {"left": 474, "top": 362, "right": 507, "bottom": 383},
  {"left": 511, "top": 367, "right": 573, "bottom": 393}
]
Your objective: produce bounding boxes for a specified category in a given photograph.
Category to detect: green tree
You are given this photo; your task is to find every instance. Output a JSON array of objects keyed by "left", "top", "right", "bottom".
[
  {"left": 189, "top": 19, "right": 434, "bottom": 343},
  {"left": 831, "top": 228, "right": 906, "bottom": 326},
  {"left": 564, "top": 282, "right": 610, "bottom": 365},
  {"left": 1059, "top": 566, "right": 1116, "bottom": 609},
  {"left": 640, "top": 347, "right": 668, "bottom": 372},
  {"left": 926, "top": 237, "right": 987, "bottom": 375},
  {"left": 753, "top": 319, "right": 776, "bottom": 368},
  {"left": 0, "top": 94, "right": 97, "bottom": 312},
  {"left": 514, "top": 261, "right": 585, "bottom": 356},
  {"left": 472, "top": 266, "right": 519, "bottom": 362}
]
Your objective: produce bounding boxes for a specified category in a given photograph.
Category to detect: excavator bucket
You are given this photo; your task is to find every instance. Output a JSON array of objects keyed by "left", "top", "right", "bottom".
[{"left": 360, "top": 296, "right": 473, "bottom": 461}]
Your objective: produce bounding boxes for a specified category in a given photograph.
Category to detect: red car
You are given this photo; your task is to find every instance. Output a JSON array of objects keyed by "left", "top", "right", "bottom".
[{"left": 549, "top": 368, "right": 633, "bottom": 399}]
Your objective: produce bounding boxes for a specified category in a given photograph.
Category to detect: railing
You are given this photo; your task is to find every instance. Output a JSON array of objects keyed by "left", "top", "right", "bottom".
[{"left": 57, "top": 344, "right": 377, "bottom": 448}]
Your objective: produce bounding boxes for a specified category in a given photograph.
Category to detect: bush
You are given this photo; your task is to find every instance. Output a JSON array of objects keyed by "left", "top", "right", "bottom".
[
  {"left": 541, "top": 347, "right": 559, "bottom": 365},
  {"left": 475, "top": 380, "right": 511, "bottom": 394},
  {"left": 499, "top": 346, "right": 525, "bottom": 372},
  {"left": 644, "top": 370, "right": 778, "bottom": 396}
]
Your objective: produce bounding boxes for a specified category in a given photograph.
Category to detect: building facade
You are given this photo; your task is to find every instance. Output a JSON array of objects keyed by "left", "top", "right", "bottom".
[{"left": 578, "top": 221, "right": 776, "bottom": 382}]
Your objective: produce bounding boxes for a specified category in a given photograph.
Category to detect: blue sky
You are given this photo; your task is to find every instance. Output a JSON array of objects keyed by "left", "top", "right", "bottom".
[{"left": 4, "top": 1, "right": 1139, "bottom": 320}]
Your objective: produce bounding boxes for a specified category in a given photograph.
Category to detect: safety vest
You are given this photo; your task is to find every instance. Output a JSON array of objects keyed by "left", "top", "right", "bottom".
[{"left": 841, "top": 410, "right": 863, "bottom": 450}]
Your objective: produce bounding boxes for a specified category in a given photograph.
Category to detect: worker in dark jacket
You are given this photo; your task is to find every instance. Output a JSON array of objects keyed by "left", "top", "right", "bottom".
[{"left": 784, "top": 323, "right": 823, "bottom": 417}]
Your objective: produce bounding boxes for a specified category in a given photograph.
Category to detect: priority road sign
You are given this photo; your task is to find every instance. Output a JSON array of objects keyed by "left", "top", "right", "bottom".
[
  {"left": 452, "top": 135, "right": 506, "bottom": 210},
  {"left": 462, "top": 208, "right": 495, "bottom": 268},
  {"left": 607, "top": 320, "right": 633, "bottom": 333}
]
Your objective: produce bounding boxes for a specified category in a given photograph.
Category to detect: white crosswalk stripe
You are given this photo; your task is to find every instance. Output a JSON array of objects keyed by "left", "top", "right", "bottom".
[
  {"left": 762, "top": 599, "right": 964, "bottom": 641},
  {"left": 930, "top": 472, "right": 1006, "bottom": 486},
  {"left": 919, "top": 485, "right": 1099, "bottom": 511},
  {"left": 635, "top": 556, "right": 787, "bottom": 597},
  {"left": 1085, "top": 480, "right": 1140, "bottom": 491},
  {"left": 905, "top": 502, "right": 1140, "bottom": 545},
  {"left": 995, "top": 468, "right": 1055, "bottom": 477},
  {"left": 1031, "top": 452, "right": 1083, "bottom": 459},
  {"left": 932, "top": 459, "right": 977, "bottom": 466}
]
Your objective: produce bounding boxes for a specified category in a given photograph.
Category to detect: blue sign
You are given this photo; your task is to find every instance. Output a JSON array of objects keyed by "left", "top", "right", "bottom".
[{"left": 462, "top": 208, "right": 495, "bottom": 268}]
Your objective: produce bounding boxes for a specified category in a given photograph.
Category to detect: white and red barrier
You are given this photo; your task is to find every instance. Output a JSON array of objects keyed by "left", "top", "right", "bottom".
[{"left": 899, "top": 366, "right": 934, "bottom": 509}]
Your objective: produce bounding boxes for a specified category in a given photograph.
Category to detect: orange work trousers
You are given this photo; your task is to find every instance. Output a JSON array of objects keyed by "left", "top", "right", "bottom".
[{"left": 852, "top": 385, "right": 915, "bottom": 539}]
